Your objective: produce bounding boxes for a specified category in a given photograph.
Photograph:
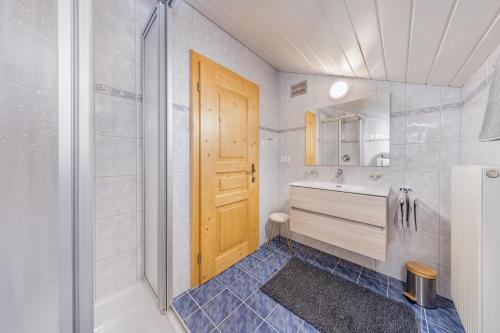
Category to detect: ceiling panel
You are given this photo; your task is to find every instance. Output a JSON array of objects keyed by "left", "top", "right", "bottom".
[
  {"left": 187, "top": 0, "right": 299, "bottom": 72},
  {"left": 451, "top": 12, "right": 500, "bottom": 86},
  {"left": 185, "top": 0, "right": 500, "bottom": 87},
  {"left": 318, "top": 0, "right": 371, "bottom": 79},
  {"left": 426, "top": 0, "right": 500, "bottom": 86},
  {"left": 376, "top": 0, "right": 412, "bottom": 83},
  {"left": 406, "top": 0, "right": 455, "bottom": 84},
  {"left": 344, "top": 0, "right": 387, "bottom": 80},
  {"left": 270, "top": 0, "right": 353, "bottom": 76},
  {"left": 252, "top": 0, "right": 338, "bottom": 74}
]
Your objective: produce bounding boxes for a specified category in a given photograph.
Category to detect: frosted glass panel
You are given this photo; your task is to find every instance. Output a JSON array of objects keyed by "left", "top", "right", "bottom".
[
  {"left": 143, "top": 13, "right": 160, "bottom": 296},
  {"left": 0, "top": 1, "right": 59, "bottom": 332}
]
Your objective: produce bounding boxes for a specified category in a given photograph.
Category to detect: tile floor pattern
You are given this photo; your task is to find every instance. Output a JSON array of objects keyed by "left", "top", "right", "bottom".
[{"left": 173, "top": 239, "right": 465, "bottom": 333}]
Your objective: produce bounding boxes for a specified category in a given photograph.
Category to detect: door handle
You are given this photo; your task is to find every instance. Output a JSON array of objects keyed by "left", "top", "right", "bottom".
[{"left": 247, "top": 163, "right": 256, "bottom": 183}]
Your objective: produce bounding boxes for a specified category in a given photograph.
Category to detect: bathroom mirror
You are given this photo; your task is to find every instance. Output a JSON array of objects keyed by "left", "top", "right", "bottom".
[{"left": 305, "top": 94, "right": 390, "bottom": 167}]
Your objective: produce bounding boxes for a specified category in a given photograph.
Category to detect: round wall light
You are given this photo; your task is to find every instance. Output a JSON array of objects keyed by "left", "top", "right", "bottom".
[{"left": 329, "top": 81, "right": 350, "bottom": 100}]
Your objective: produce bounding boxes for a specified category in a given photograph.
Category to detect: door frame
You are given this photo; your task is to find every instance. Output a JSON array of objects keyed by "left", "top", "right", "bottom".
[
  {"left": 190, "top": 51, "right": 260, "bottom": 287},
  {"left": 190, "top": 50, "right": 202, "bottom": 287}
]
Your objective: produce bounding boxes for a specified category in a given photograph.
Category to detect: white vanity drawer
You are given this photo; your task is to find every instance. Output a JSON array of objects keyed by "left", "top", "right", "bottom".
[
  {"left": 290, "top": 186, "right": 387, "bottom": 228},
  {"left": 290, "top": 208, "right": 387, "bottom": 261}
]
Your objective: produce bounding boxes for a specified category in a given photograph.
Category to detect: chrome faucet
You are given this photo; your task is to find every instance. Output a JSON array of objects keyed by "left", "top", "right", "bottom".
[{"left": 335, "top": 168, "right": 344, "bottom": 184}]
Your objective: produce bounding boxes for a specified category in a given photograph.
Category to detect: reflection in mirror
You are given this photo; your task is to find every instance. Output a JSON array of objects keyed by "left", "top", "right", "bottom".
[{"left": 305, "top": 94, "right": 390, "bottom": 167}]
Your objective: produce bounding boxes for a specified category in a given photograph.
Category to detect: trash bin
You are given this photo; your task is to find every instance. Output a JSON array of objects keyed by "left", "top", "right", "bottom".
[{"left": 403, "top": 261, "right": 437, "bottom": 309}]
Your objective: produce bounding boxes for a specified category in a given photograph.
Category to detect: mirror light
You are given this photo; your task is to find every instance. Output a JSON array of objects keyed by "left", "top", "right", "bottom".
[{"left": 329, "top": 81, "right": 350, "bottom": 100}]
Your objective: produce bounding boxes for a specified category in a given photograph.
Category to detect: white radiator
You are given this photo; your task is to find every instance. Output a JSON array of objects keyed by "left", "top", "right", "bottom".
[{"left": 451, "top": 166, "right": 500, "bottom": 333}]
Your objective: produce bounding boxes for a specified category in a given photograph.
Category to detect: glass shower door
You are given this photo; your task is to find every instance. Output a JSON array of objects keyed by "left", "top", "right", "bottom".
[
  {"left": 143, "top": 5, "right": 160, "bottom": 297},
  {"left": 141, "top": 1, "right": 170, "bottom": 311}
]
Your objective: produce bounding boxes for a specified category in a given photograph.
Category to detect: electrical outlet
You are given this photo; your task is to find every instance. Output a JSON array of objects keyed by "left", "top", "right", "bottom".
[{"left": 280, "top": 155, "right": 291, "bottom": 163}]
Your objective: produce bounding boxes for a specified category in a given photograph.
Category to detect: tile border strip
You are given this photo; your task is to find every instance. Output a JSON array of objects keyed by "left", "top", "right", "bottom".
[
  {"left": 96, "top": 69, "right": 493, "bottom": 130},
  {"left": 462, "top": 71, "right": 495, "bottom": 105},
  {"left": 95, "top": 83, "right": 137, "bottom": 100},
  {"left": 173, "top": 103, "right": 190, "bottom": 113}
]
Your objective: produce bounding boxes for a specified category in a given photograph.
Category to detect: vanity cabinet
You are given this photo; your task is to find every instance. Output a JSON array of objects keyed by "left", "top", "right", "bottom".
[{"left": 289, "top": 183, "right": 388, "bottom": 261}]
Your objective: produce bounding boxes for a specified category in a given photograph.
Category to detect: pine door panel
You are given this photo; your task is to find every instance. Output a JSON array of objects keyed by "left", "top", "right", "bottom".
[{"left": 193, "top": 51, "right": 259, "bottom": 284}]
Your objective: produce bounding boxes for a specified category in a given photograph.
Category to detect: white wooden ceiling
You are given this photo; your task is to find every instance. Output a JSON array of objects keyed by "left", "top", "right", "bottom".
[{"left": 185, "top": 0, "right": 500, "bottom": 87}]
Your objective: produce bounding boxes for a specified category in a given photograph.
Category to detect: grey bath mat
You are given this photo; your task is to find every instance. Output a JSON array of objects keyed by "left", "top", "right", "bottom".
[{"left": 261, "top": 257, "right": 418, "bottom": 333}]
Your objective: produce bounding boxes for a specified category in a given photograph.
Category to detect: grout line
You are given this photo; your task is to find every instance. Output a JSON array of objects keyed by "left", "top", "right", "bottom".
[
  {"left": 253, "top": 303, "right": 279, "bottom": 333},
  {"left": 95, "top": 211, "right": 137, "bottom": 222},
  {"left": 95, "top": 174, "right": 138, "bottom": 179},
  {"left": 186, "top": 290, "right": 219, "bottom": 330},
  {"left": 224, "top": 288, "right": 269, "bottom": 329},
  {"left": 213, "top": 301, "right": 245, "bottom": 331},
  {"left": 424, "top": 308, "right": 430, "bottom": 333},
  {"left": 296, "top": 320, "right": 306, "bottom": 333},
  {"left": 95, "top": 133, "right": 140, "bottom": 140},
  {"left": 181, "top": 294, "right": 201, "bottom": 321},
  {"left": 356, "top": 267, "right": 362, "bottom": 284},
  {"left": 95, "top": 247, "right": 137, "bottom": 263},
  {"left": 190, "top": 285, "right": 227, "bottom": 312}
]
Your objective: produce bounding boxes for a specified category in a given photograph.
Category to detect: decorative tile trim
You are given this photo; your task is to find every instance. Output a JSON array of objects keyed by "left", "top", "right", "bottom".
[
  {"left": 390, "top": 110, "right": 405, "bottom": 118},
  {"left": 441, "top": 102, "right": 462, "bottom": 111},
  {"left": 462, "top": 71, "right": 495, "bottom": 105},
  {"left": 95, "top": 83, "right": 137, "bottom": 100},
  {"left": 260, "top": 126, "right": 280, "bottom": 133},
  {"left": 173, "top": 103, "right": 190, "bottom": 113},
  {"left": 406, "top": 105, "right": 441, "bottom": 115},
  {"left": 278, "top": 126, "right": 305, "bottom": 133},
  {"left": 391, "top": 101, "right": 462, "bottom": 118},
  {"left": 260, "top": 126, "right": 305, "bottom": 134}
]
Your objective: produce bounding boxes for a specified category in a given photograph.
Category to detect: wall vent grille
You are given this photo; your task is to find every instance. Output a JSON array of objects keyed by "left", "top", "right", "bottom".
[{"left": 291, "top": 80, "right": 307, "bottom": 97}]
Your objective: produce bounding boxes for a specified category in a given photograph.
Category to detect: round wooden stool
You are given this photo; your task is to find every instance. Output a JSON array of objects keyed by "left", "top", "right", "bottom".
[{"left": 267, "top": 212, "right": 293, "bottom": 252}]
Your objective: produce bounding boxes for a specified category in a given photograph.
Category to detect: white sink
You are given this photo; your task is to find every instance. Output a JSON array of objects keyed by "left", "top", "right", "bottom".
[{"left": 289, "top": 180, "right": 390, "bottom": 197}]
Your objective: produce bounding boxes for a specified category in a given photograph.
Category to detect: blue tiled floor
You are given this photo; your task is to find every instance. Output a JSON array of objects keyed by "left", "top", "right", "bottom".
[{"left": 173, "top": 239, "right": 465, "bottom": 333}]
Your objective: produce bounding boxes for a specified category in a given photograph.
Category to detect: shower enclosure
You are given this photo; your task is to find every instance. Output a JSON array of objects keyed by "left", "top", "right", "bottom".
[
  {"left": 141, "top": 1, "right": 174, "bottom": 312},
  {"left": 5, "top": 0, "right": 176, "bottom": 330},
  {"left": 61, "top": 0, "right": 175, "bottom": 331}
]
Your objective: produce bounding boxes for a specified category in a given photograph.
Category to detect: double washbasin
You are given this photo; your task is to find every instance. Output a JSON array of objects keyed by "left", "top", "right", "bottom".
[{"left": 289, "top": 180, "right": 390, "bottom": 197}]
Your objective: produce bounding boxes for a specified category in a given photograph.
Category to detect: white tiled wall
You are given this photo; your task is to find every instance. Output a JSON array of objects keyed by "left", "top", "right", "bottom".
[
  {"left": 93, "top": 0, "right": 155, "bottom": 301},
  {"left": 275, "top": 72, "right": 461, "bottom": 298},
  {"left": 460, "top": 44, "right": 500, "bottom": 166},
  {"left": 170, "top": 0, "right": 280, "bottom": 297}
]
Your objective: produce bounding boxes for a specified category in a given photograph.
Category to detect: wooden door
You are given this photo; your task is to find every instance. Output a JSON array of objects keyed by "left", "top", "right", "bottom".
[
  {"left": 191, "top": 51, "right": 259, "bottom": 285},
  {"left": 305, "top": 111, "right": 317, "bottom": 165}
]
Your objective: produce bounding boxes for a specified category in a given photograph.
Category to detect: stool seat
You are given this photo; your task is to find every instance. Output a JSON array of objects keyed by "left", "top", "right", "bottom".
[{"left": 270, "top": 212, "right": 289, "bottom": 223}]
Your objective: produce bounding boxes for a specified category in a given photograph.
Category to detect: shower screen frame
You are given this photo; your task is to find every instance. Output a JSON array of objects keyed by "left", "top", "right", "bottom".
[
  {"left": 141, "top": 0, "right": 174, "bottom": 312},
  {"left": 58, "top": 0, "right": 94, "bottom": 331}
]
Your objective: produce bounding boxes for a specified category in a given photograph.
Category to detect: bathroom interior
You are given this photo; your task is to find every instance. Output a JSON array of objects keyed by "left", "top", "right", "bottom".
[{"left": 3, "top": 0, "right": 500, "bottom": 332}]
